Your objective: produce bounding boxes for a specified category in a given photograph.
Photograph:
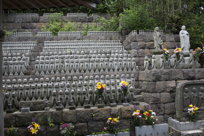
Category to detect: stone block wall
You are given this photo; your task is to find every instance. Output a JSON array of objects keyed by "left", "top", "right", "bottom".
[
  {"left": 137, "top": 68, "right": 204, "bottom": 121},
  {"left": 123, "top": 31, "right": 180, "bottom": 69},
  {"left": 4, "top": 104, "right": 149, "bottom": 136}
]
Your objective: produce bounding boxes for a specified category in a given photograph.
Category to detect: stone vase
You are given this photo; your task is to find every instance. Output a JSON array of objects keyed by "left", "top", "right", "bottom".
[{"left": 135, "top": 123, "right": 168, "bottom": 136}]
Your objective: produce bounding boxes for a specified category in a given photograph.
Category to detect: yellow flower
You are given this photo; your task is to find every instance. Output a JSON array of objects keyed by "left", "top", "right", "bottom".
[
  {"left": 194, "top": 107, "right": 199, "bottom": 111},
  {"left": 121, "top": 81, "right": 129, "bottom": 86},
  {"left": 108, "top": 118, "right": 112, "bottom": 121},
  {"left": 33, "top": 123, "right": 40, "bottom": 130},
  {"left": 30, "top": 128, "right": 38, "bottom": 134},
  {"left": 143, "top": 111, "right": 148, "bottom": 116},
  {"left": 189, "top": 104, "right": 193, "bottom": 108},
  {"left": 102, "top": 84, "right": 106, "bottom": 88},
  {"left": 135, "top": 110, "right": 140, "bottom": 113},
  {"left": 112, "top": 117, "right": 120, "bottom": 123}
]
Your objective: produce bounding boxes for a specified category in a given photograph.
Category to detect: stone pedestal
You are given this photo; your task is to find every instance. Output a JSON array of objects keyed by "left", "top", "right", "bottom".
[{"left": 168, "top": 118, "right": 204, "bottom": 136}]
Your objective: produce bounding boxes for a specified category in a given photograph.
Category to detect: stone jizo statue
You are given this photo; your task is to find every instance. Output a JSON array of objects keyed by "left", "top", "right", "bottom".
[
  {"left": 153, "top": 27, "right": 163, "bottom": 50},
  {"left": 179, "top": 25, "right": 190, "bottom": 53}
]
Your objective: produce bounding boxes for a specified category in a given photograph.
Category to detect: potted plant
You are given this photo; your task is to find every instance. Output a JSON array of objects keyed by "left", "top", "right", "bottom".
[{"left": 131, "top": 109, "right": 168, "bottom": 136}]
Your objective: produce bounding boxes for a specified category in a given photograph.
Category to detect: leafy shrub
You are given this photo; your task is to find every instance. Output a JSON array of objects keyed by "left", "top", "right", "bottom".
[
  {"left": 43, "top": 13, "right": 76, "bottom": 35},
  {"left": 97, "top": 16, "right": 120, "bottom": 31},
  {"left": 61, "top": 22, "right": 77, "bottom": 31},
  {"left": 48, "top": 13, "right": 63, "bottom": 23},
  {"left": 120, "top": 6, "right": 156, "bottom": 30}
]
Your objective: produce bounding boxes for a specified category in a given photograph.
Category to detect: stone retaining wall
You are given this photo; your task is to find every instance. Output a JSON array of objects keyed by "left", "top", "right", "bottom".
[
  {"left": 123, "top": 31, "right": 180, "bottom": 70},
  {"left": 4, "top": 104, "right": 149, "bottom": 136},
  {"left": 138, "top": 68, "right": 204, "bottom": 121}
]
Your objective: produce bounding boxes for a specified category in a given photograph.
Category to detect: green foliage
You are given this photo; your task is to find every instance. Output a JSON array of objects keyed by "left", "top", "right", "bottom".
[
  {"left": 97, "top": 16, "right": 120, "bottom": 31},
  {"left": 43, "top": 13, "right": 77, "bottom": 35},
  {"left": 48, "top": 13, "right": 63, "bottom": 23},
  {"left": 61, "top": 22, "right": 77, "bottom": 31},
  {"left": 4, "top": 30, "right": 14, "bottom": 36},
  {"left": 120, "top": 6, "right": 156, "bottom": 30},
  {"left": 5, "top": 126, "right": 18, "bottom": 136}
]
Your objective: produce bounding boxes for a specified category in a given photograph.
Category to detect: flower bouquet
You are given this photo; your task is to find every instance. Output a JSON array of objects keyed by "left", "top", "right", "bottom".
[
  {"left": 163, "top": 48, "right": 170, "bottom": 61},
  {"left": 60, "top": 123, "right": 77, "bottom": 136},
  {"left": 143, "top": 110, "right": 157, "bottom": 125},
  {"left": 132, "top": 110, "right": 143, "bottom": 126},
  {"left": 96, "top": 82, "right": 106, "bottom": 97},
  {"left": 120, "top": 81, "right": 129, "bottom": 96},
  {"left": 27, "top": 122, "right": 41, "bottom": 135},
  {"left": 104, "top": 117, "right": 120, "bottom": 134},
  {"left": 174, "top": 48, "right": 182, "bottom": 60},
  {"left": 193, "top": 46, "right": 204, "bottom": 67},
  {"left": 187, "top": 104, "right": 199, "bottom": 122}
]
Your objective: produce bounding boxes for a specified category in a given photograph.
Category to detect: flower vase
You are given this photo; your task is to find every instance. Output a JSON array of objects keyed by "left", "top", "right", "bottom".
[
  {"left": 176, "top": 53, "right": 180, "bottom": 60},
  {"left": 122, "top": 88, "right": 129, "bottom": 106},
  {"left": 97, "top": 89, "right": 104, "bottom": 108}
]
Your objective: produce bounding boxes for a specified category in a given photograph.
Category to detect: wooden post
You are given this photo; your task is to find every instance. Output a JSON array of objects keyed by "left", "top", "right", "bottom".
[{"left": 0, "top": 0, "right": 4, "bottom": 134}]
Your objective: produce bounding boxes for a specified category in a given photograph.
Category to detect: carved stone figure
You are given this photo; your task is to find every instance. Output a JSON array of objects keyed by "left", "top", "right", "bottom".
[
  {"left": 179, "top": 25, "right": 190, "bottom": 54},
  {"left": 153, "top": 27, "right": 163, "bottom": 50}
]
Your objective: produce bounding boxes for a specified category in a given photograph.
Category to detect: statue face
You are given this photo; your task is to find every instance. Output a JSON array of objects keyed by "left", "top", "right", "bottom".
[{"left": 181, "top": 25, "right": 186, "bottom": 30}]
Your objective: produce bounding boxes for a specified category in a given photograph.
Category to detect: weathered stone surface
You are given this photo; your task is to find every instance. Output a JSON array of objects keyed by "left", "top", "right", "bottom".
[
  {"left": 19, "top": 100, "right": 46, "bottom": 111},
  {"left": 195, "top": 69, "right": 204, "bottom": 79},
  {"left": 183, "top": 69, "right": 196, "bottom": 80},
  {"left": 92, "top": 108, "right": 111, "bottom": 121},
  {"left": 166, "top": 81, "right": 176, "bottom": 92},
  {"left": 120, "top": 106, "right": 134, "bottom": 119},
  {"left": 62, "top": 109, "right": 77, "bottom": 123},
  {"left": 160, "top": 69, "right": 172, "bottom": 81},
  {"left": 76, "top": 123, "right": 88, "bottom": 135},
  {"left": 118, "top": 119, "right": 130, "bottom": 129},
  {"left": 45, "top": 126, "right": 60, "bottom": 136},
  {"left": 164, "top": 103, "right": 175, "bottom": 114},
  {"left": 165, "top": 34, "right": 175, "bottom": 42},
  {"left": 88, "top": 121, "right": 104, "bottom": 134},
  {"left": 137, "top": 49, "right": 145, "bottom": 57},
  {"left": 136, "top": 35, "right": 146, "bottom": 42},
  {"left": 155, "top": 81, "right": 166, "bottom": 92},
  {"left": 171, "top": 69, "right": 184, "bottom": 80},
  {"left": 146, "top": 42, "right": 154, "bottom": 49},
  {"left": 142, "top": 82, "right": 156, "bottom": 92},
  {"left": 4, "top": 114, "right": 16, "bottom": 127},
  {"left": 51, "top": 111, "right": 63, "bottom": 124},
  {"left": 110, "top": 106, "right": 120, "bottom": 117},
  {"left": 14, "top": 112, "right": 35, "bottom": 127},
  {"left": 143, "top": 93, "right": 160, "bottom": 104},
  {"left": 76, "top": 108, "right": 93, "bottom": 122},
  {"left": 151, "top": 104, "right": 165, "bottom": 115},
  {"left": 156, "top": 116, "right": 164, "bottom": 124},
  {"left": 160, "top": 93, "right": 173, "bottom": 103}
]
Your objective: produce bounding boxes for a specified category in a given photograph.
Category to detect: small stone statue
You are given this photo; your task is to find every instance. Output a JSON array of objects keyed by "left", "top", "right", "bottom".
[
  {"left": 153, "top": 27, "right": 163, "bottom": 50},
  {"left": 179, "top": 25, "right": 190, "bottom": 54},
  {"left": 144, "top": 56, "right": 149, "bottom": 70}
]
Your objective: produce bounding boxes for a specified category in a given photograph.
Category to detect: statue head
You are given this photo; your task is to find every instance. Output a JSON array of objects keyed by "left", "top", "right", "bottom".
[
  {"left": 154, "top": 27, "right": 159, "bottom": 31},
  {"left": 181, "top": 25, "right": 186, "bottom": 30}
]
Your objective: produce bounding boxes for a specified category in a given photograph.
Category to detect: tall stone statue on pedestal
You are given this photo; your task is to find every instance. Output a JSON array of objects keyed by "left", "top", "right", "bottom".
[
  {"left": 153, "top": 27, "right": 163, "bottom": 51},
  {"left": 179, "top": 25, "right": 190, "bottom": 54}
]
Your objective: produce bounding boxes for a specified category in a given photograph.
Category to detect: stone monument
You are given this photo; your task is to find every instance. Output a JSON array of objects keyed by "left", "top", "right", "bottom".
[{"left": 179, "top": 25, "right": 190, "bottom": 55}]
